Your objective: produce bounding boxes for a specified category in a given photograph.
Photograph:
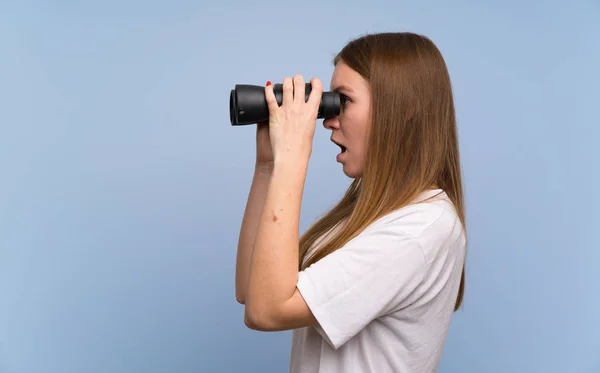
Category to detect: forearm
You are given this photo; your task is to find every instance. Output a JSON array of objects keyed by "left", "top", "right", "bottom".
[
  {"left": 235, "top": 163, "right": 273, "bottom": 304},
  {"left": 246, "top": 158, "right": 308, "bottom": 315}
]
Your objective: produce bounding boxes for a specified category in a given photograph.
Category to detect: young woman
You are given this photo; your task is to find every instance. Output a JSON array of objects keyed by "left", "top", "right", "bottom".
[{"left": 235, "top": 32, "right": 467, "bottom": 373}]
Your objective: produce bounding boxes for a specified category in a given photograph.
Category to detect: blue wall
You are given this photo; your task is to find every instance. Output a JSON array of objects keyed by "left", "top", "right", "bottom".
[{"left": 1, "top": 1, "right": 598, "bottom": 372}]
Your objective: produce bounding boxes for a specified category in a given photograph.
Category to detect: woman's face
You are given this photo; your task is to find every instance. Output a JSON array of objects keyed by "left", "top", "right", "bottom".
[{"left": 323, "top": 60, "right": 371, "bottom": 179}]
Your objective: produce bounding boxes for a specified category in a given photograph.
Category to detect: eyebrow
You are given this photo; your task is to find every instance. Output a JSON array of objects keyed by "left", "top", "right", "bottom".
[{"left": 331, "top": 84, "right": 354, "bottom": 93}]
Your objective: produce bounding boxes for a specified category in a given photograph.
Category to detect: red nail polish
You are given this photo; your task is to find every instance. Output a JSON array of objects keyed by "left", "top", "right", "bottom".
[{"left": 266, "top": 81, "right": 272, "bottom": 86}]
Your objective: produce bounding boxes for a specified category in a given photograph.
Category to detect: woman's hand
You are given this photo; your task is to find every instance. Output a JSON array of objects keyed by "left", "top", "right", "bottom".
[{"left": 264, "top": 75, "right": 323, "bottom": 164}]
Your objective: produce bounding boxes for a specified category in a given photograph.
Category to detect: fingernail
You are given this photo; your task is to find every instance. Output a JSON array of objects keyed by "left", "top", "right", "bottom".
[{"left": 266, "top": 81, "right": 272, "bottom": 86}]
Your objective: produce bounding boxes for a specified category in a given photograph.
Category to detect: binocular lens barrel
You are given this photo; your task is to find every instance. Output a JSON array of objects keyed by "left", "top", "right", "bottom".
[{"left": 229, "top": 83, "right": 341, "bottom": 125}]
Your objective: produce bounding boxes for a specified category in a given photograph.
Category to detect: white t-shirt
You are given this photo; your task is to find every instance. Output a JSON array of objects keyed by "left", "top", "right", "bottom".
[{"left": 289, "top": 189, "right": 466, "bottom": 373}]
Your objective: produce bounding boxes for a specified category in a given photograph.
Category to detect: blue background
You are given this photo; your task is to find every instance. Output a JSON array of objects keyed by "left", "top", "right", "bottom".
[{"left": 1, "top": 1, "right": 599, "bottom": 372}]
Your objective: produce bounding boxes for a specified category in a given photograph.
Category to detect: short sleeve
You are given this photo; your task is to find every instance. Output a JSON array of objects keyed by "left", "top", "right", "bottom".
[{"left": 296, "top": 219, "right": 426, "bottom": 350}]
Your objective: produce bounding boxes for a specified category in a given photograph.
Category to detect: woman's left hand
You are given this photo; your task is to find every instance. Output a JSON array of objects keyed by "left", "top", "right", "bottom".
[{"left": 265, "top": 75, "right": 323, "bottom": 165}]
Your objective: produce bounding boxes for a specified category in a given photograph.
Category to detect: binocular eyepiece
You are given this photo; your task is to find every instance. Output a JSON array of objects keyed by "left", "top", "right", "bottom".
[{"left": 229, "top": 83, "right": 341, "bottom": 125}]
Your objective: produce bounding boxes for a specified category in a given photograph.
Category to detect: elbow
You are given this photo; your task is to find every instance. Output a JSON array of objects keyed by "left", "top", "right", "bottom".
[
  {"left": 244, "top": 310, "right": 260, "bottom": 330},
  {"left": 235, "top": 285, "right": 246, "bottom": 304},
  {"left": 236, "top": 293, "right": 246, "bottom": 305},
  {"left": 244, "top": 305, "right": 277, "bottom": 331}
]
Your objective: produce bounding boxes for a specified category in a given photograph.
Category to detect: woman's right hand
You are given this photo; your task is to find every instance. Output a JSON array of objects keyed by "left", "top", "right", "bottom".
[{"left": 255, "top": 121, "right": 274, "bottom": 167}]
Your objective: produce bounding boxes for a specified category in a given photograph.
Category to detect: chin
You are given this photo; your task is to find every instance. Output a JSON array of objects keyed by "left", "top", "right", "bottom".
[{"left": 342, "top": 163, "right": 362, "bottom": 179}]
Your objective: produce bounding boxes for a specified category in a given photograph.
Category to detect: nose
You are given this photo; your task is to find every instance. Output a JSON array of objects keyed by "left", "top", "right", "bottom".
[{"left": 323, "top": 115, "right": 340, "bottom": 130}]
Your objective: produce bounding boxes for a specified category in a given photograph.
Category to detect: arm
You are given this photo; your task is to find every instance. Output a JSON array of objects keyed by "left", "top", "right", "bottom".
[
  {"left": 244, "top": 157, "right": 317, "bottom": 331},
  {"left": 241, "top": 158, "right": 430, "bottom": 345},
  {"left": 242, "top": 156, "right": 430, "bottom": 342},
  {"left": 235, "top": 162, "right": 273, "bottom": 304}
]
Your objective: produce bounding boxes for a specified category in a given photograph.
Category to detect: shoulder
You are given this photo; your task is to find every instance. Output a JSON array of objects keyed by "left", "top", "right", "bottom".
[
  {"left": 368, "top": 190, "right": 465, "bottom": 262},
  {"left": 370, "top": 190, "right": 457, "bottom": 236}
]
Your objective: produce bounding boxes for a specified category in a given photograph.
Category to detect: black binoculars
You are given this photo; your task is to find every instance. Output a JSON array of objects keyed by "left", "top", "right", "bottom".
[{"left": 229, "top": 83, "right": 341, "bottom": 125}]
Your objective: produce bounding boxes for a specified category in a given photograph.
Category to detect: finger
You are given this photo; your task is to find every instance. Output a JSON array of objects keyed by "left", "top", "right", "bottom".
[
  {"left": 307, "top": 78, "right": 323, "bottom": 112},
  {"left": 264, "top": 81, "right": 279, "bottom": 114},
  {"left": 282, "top": 77, "right": 293, "bottom": 107},
  {"left": 293, "top": 74, "right": 305, "bottom": 105}
]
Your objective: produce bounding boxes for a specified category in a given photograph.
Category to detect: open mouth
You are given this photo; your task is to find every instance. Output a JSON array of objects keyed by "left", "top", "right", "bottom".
[{"left": 333, "top": 141, "right": 347, "bottom": 153}]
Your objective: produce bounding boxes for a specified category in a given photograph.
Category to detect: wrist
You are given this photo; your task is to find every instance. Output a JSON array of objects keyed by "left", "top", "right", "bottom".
[
  {"left": 274, "top": 149, "right": 311, "bottom": 167},
  {"left": 255, "top": 161, "right": 274, "bottom": 175},
  {"left": 273, "top": 156, "right": 309, "bottom": 176}
]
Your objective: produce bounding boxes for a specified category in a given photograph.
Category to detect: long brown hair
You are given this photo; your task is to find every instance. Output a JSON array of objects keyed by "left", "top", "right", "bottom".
[{"left": 299, "top": 32, "right": 467, "bottom": 311}]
